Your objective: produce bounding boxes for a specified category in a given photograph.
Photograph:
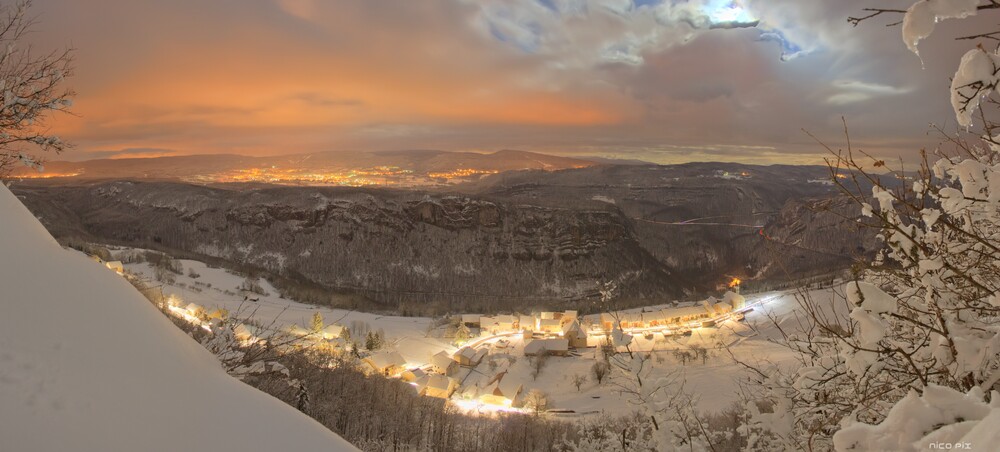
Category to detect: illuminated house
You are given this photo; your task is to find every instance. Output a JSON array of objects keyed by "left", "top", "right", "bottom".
[
  {"left": 662, "top": 306, "right": 712, "bottom": 324},
  {"left": 704, "top": 298, "right": 734, "bottom": 316},
  {"left": 431, "top": 350, "right": 458, "bottom": 375},
  {"left": 364, "top": 350, "right": 407, "bottom": 376},
  {"left": 281, "top": 324, "right": 313, "bottom": 338},
  {"left": 724, "top": 291, "right": 747, "bottom": 311},
  {"left": 518, "top": 314, "right": 536, "bottom": 331},
  {"left": 479, "top": 316, "right": 500, "bottom": 334},
  {"left": 561, "top": 320, "right": 589, "bottom": 349},
  {"left": 104, "top": 260, "right": 124, "bottom": 274},
  {"left": 496, "top": 315, "right": 517, "bottom": 331},
  {"left": 233, "top": 323, "right": 264, "bottom": 343},
  {"left": 419, "top": 374, "right": 458, "bottom": 399},
  {"left": 184, "top": 303, "right": 205, "bottom": 319},
  {"left": 479, "top": 371, "right": 524, "bottom": 407},
  {"left": 641, "top": 311, "right": 668, "bottom": 327},
  {"left": 400, "top": 368, "right": 427, "bottom": 383},
  {"left": 461, "top": 314, "right": 481, "bottom": 327},
  {"left": 538, "top": 318, "right": 562, "bottom": 334},
  {"left": 453, "top": 346, "right": 487, "bottom": 367}
]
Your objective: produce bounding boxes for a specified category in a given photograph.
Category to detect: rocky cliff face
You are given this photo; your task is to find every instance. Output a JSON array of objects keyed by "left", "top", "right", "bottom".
[
  {"left": 11, "top": 163, "right": 882, "bottom": 313},
  {"left": 14, "top": 181, "right": 684, "bottom": 313}
]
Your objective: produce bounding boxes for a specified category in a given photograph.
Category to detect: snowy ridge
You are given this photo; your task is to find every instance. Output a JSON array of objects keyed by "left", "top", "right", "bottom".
[{"left": 0, "top": 185, "right": 356, "bottom": 451}]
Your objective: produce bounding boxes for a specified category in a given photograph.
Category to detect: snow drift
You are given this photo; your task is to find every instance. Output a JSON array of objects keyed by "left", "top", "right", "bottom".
[{"left": 0, "top": 184, "right": 355, "bottom": 451}]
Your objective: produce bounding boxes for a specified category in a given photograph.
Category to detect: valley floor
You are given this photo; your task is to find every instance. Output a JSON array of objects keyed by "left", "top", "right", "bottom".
[{"left": 113, "top": 249, "right": 842, "bottom": 418}]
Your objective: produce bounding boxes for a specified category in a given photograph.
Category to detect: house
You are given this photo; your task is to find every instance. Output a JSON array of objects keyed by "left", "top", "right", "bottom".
[
  {"left": 321, "top": 324, "right": 344, "bottom": 340},
  {"left": 282, "top": 324, "right": 313, "bottom": 338},
  {"left": 453, "top": 346, "right": 485, "bottom": 367},
  {"left": 473, "top": 348, "right": 488, "bottom": 364},
  {"left": 400, "top": 368, "right": 427, "bottom": 383},
  {"left": 480, "top": 371, "right": 524, "bottom": 407},
  {"left": 479, "top": 316, "right": 500, "bottom": 334},
  {"left": 518, "top": 314, "right": 536, "bottom": 331},
  {"left": 724, "top": 291, "right": 747, "bottom": 311},
  {"left": 364, "top": 350, "right": 407, "bottom": 376},
  {"left": 641, "top": 310, "right": 668, "bottom": 327},
  {"left": 540, "top": 311, "right": 560, "bottom": 320},
  {"left": 431, "top": 350, "right": 458, "bottom": 375},
  {"left": 598, "top": 313, "right": 618, "bottom": 331},
  {"left": 538, "top": 318, "right": 562, "bottom": 334},
  {"left": 206, "top": 308, "right": 228, "bottom": 321},
  {"left": 705, "top": 299, "right": 733, "bottom": 316},
  {"left": 104, "top": 260, "right": 124, "bottom": 274},
  {"left": 233, "top": 323, "right": 265, "bottom": 343},
  {"left": 562, "top": 320, "right": 589, "bottom": 349},
  {"left": 420, "top": 374, "right": 458, "bottom": 399},
  {"left": 184, "top": 303, "right": 205, "bottom": 318},
  {"left": 660, "top": 306, "right": 712, "bottom": 325},
  {"left": 523, "top": 338, "right": 569, "bottom": 356},
  {"left": 560, "top": 310, "right": 578, "bottom": 326},
  {"left": 496, "top": 315, "right": 517, "bottom": 331},
  {"left": 461, "top": 314, "right": 481, "bottom": 327},
  {"left": 619, "top": 313, "right": 644, "bottom": 329}
]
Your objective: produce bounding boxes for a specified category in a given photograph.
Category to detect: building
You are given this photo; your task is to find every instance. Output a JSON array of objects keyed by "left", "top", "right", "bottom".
[
  {"left": 540, "top": 311, "right": 561, "bottom": 321},
  {"left": 518, "top": 314, "right": 536, "bottom": 331},
  {"left": 479, "top": 371, "right": 524, "bottom": 407},
  {"left": 282, "top": 324, "right": 313, "bottom": 338},
  {"left": 206, "top": 308, "right": 228, "bottom": 321},
  {"left": 420, "top": 374, "right": 458, "bottom": 399},
  {"left": 620, "top": 313, "right": 644, "bottom": 329},
  {"left": 598, "top": 313, "right": 617, "bottom": 331},
  {"left": 479, "top": 316, "right": 500, "bottom": 334},
  {"left": 660, "top": 306, "right": 712, "bottom": 325},
  {"left": 400, "top": 368, "right": 427, "bottom": 383},
  {"left": 461, "top": 314, "right": 481, "bottom": 328},
  {"left": 364, "top": 350, "right": 407, "bottom": 376},
  {"left": 431, "top": 350, "right": 458, "bottom": 375},
  {"left": 184, "top": 303, "right": 205, "bottom": 318},
  {"left": 724, "top": 291, "right": 747, "bottom": 311},
  {"left": 538, "top": 318, "right": 562, "bottom": 334},
  {"left": 104, "top": 260, "right": 124, "bottom": 274},
  {"left": 523, "top": 338, "right": 569, "bottom": 356},
  {"left": 704, "top": 299, "right": 734, "bottom": 316},
  {"left": 495, "top": 315, "right": 517, "bottom": 331},
  {"left": 562, "top": 320, "right": 589, "bottom": 349},
  {"left": 233, "top": 323, "right": 265, "bottom": 343},
  {"left": 453, "top": 346, "right": 486, "bottom": 367}
]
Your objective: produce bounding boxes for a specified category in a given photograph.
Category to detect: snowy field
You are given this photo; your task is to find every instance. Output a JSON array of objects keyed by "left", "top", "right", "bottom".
[{"left": 117, "top": 251, "right": 841, "bottom": 417}]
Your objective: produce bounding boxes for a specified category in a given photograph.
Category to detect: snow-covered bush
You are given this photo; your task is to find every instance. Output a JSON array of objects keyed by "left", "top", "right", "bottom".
[
  {"left": 0, "top": 1, "right": 73, "bottom": 176},
  {"left": 741, "top": 2, "right": 1000, "bottom": 450}
]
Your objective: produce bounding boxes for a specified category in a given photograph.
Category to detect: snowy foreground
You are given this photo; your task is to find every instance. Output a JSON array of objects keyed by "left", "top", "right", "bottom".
[{"left": 0, "top": 185, "right": 356, "bottom": 451}]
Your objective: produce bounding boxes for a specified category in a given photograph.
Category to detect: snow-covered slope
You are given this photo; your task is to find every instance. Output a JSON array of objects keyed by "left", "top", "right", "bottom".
[{"left": 0, "top": 185, "right": 356, "bottom": 451}]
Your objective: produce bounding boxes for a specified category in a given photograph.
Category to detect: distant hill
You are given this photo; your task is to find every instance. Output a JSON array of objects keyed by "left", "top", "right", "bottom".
[
  {"left": 12, "top": 162, "right": 886, "bottom": 314},
  {"left": 7, "top": 149, "right": 597, "bottom": 185}
]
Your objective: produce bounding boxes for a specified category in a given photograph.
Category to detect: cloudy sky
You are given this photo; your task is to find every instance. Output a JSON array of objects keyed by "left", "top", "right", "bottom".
[{"left": 26, "top": 0, "right": 992, "bottom": 164}]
